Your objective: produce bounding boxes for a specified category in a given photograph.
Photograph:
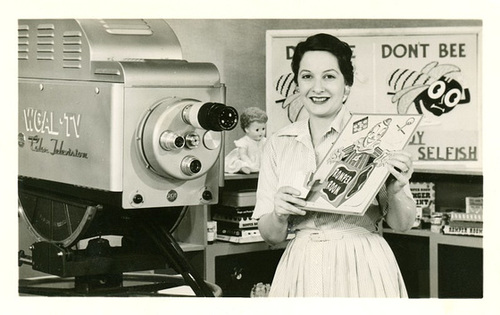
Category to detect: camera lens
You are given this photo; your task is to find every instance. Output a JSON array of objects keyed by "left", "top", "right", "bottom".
[
  {"left": 183, "top": 102, "right": 238, "bottom": 131},
  {"left": 181, "top": 155, "right": 202, "bottom": 176},
  {"left": 189, "top": 159, "right": 202, "bottom": 174},
  {"left": 159, "top": 131, "right": 185, "bottom": 151},
  {"left": 184, "top": 132, "right": 200, "bottom": 149}
]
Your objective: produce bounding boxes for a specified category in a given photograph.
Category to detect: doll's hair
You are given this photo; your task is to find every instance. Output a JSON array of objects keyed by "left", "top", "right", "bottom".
[{"left": 240, "top": 107, "right": 268, "bottom": 131}]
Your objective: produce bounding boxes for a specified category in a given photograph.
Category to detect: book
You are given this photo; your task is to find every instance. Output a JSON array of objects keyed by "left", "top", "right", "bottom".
[
  {"left": 299, "top": 113, "right": 422, "bottom": 215},
  {"left": 211, "top": 205, "right": 254, "bottom": 217},
  {"left": 212, "top": 213, "right": 259, "bottom": 229},
  {"left": 216, "top": 233, "right": 265, "bottom": 244},
  {"left": 449, "top": 212, "right": 483, "bottom": 223},
  {"left": 221, "top": 189, "right": 256, "bottom": 207},
  {"left": 217, "top": 227, "right": 260, "bottom": 237},
  {"left": 216, "top": 232, "right": 295, "bottom": 244},
  {"left": 448, "top": 221, "right": 483, "bottom": 228},
  {"left": 442, "top": 225, "right": 483, "bottom": 237}
]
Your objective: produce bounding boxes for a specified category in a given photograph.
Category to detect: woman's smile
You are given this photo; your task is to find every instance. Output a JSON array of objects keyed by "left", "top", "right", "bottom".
[{"left": 310, "top": 96, "right": 330, "bottom": 104}]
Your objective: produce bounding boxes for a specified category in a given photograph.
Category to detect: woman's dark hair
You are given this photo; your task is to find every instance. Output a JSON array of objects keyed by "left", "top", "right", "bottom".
[{"left": 291, "top": 33, "right": 354, "bottom": 86}]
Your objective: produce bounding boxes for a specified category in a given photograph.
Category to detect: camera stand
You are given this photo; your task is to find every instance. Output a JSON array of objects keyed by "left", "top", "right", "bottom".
[{"left": 18, "top": 182, "right": 220, "bottom": 297}]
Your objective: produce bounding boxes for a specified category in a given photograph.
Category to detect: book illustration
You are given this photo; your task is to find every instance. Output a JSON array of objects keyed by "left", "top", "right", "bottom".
[{"left": 302, "top": 113, "right": 422, "bottom": 215}]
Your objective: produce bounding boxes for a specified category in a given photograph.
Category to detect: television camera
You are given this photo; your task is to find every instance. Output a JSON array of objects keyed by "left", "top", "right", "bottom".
[{"left": 17, "top": 19, "right": 238, "bottom": 296}]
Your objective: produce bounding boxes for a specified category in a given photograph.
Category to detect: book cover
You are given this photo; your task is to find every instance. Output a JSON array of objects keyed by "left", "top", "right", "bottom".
[
  {"left": 410, "top": 182, "right": 436, "bottom": 216},
  {"left": 442, "top": 225, "right": 483, "bottom": 237},
  {"left": 301, "top": 113, "right": 422, "bottom": 215}
]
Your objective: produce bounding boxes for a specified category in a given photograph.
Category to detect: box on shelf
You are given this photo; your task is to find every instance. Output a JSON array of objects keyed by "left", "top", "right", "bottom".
[
  {"left": 221, "top": 189, "right": 256, "bottom": 207},
  {"left": 466, "top": 197, "right": 483, "bottom": 214},
  {"left": 410, "top": 182, "right": 435, "bottom": 216}
]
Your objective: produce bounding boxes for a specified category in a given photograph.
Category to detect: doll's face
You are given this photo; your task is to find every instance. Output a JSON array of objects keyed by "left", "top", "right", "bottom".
[{"left": 245, "top": 121, "right": 266, "bottom": 141}]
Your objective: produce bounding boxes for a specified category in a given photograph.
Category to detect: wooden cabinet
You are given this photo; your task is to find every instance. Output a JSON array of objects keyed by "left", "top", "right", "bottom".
[
  {"left": 383, "top": 228, "right": 482, "bottom": 298},
  {"left": 169, "top": 170, "right": 484, "bottom": 298}
]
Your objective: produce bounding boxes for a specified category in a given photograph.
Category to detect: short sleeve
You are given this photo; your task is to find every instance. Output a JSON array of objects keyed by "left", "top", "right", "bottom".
[
  {"left": 252, "top": 139, "right": 278, "bottom": 220},
  {"left": 234, "top": 136, "right": 248, "bottom": 149}
]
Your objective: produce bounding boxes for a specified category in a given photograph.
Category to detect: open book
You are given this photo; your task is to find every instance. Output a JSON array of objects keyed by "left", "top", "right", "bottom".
[{"left": 301, "top": 113, "right": 422, "bottom": 216}]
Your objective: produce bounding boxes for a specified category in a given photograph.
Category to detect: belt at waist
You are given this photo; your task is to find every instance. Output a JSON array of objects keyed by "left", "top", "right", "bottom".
[{"left": 294, "top": 227, "right": 374, "bottom": 242}]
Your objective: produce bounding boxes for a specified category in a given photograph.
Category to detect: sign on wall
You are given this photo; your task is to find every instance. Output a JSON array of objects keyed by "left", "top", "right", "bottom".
[{"left": 266, "top": 27, "right": 482, "bottom": 173}]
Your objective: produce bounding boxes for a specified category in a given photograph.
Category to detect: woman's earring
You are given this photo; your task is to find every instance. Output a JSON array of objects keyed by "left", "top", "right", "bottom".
[{"left": 342, "top": 94, "right": 348, "bottom": 103}]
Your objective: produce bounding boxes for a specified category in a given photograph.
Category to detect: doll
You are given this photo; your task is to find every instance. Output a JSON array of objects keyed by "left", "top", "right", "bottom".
[{"left": 224, "top": 107, "right": 268, "bottom": 174}]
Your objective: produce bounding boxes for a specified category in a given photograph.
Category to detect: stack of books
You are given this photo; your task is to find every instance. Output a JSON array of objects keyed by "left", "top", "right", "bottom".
[
  {"left": 213, "top": 189, "right": 262, "bottom": 243},
  {"left": 442, "top": 196, "right": 483, "bottom": 237},
  {"left": 213, "top": 205, "right": 263, "bottom": 243},
  {"left": 442, "top": 212, "right": 483, "bottom": 237}
]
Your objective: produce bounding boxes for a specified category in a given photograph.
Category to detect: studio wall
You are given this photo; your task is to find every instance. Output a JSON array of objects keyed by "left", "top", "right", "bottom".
[{"left": 165, "top": 19, "right": 481, "bottom": 156}]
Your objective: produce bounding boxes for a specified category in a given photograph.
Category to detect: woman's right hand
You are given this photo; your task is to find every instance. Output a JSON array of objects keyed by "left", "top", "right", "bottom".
[{"left": 273, "top": 186, "right": 307, "bottom": 220}]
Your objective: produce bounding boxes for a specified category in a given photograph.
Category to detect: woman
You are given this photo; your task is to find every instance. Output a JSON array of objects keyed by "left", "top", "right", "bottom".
[{"left": 252, "top": 33, "right": 416, "bottom": 297}]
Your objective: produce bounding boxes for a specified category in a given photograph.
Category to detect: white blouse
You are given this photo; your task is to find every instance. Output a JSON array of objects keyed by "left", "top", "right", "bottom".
[{"left": 252, "top": 107, "right": 411, "bottom": 232}]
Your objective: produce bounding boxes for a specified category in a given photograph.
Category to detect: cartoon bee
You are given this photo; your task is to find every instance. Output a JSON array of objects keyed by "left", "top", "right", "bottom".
[
  {"left": 274, "top": 73, "right": 304, "bottom": 123},
  {"left": 387, "top": 61, "right": 470, "bottom": 116}
]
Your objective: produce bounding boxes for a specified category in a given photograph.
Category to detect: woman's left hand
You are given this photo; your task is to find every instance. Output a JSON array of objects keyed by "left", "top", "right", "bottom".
[{"left": 385, "top": 150, "right": 413, "bottom": 194}]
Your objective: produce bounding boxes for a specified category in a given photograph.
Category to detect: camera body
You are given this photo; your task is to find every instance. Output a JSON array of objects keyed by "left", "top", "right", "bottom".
[{"left": 18, "top": 19, "right": 237, "bottom": 209}]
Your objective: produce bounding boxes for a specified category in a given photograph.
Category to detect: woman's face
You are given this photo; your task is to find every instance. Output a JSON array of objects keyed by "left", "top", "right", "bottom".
[{"left": 297, "top": 50, "right": 349, "bottom": 119}]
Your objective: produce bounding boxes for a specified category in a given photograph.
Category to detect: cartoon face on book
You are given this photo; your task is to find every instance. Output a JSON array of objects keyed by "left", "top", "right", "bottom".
[{"left": 304, "top": 114, "right": 422, "bottom": 215}]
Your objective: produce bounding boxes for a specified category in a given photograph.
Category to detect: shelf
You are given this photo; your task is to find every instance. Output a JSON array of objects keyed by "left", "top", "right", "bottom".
[
  {"left": 382, "top": 228, "right": 483, "bottom": 248},
  {"left": 178, "top": 242, "right": 206, "bottom": 252},
  {"left": 224, "top": 173, "right": 259, "bottom": 180},
  {"left": 413, "top": 166, "right": 482, "bottom": 176},
  {"left": 204, "top": 240, "right": 287, "bottom": 283}
]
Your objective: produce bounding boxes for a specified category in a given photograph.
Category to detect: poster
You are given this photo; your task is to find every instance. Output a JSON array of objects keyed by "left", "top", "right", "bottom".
[
  {"left": 266, "top": 27, "right": 482, "bottom": 173},
  {"left": 301, "top": 113, "right": 422, "bottom": 215}
]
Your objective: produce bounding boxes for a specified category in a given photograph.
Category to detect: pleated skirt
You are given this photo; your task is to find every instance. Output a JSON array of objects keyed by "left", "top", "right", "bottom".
[{"left": 269, "top": 227, "right": 408, "bottom": 297}]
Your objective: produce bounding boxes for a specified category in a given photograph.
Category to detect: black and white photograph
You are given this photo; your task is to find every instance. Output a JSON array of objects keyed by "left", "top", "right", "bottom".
[{"left": 2, "top": 0, "right": 499, "bottom": 314}]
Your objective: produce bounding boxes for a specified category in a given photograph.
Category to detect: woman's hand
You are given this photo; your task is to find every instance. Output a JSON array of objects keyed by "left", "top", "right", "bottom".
[
  {"left": 383, "top": 150, "right": 417, "bottom": 232},
  {"left": 384, "top": 150, "right": 413, "bottom": 194},
  {"left": 273, "top": 186, "right": 307, "bottom": 221},
  {"left": 258, "top": 186, "right": 307, "bottom": 245}
]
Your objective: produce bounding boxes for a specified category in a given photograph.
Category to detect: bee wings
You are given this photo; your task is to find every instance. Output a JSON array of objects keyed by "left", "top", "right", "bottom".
[
  {"left": 392, "top": 85, "right": 427, "bottom": 114},
  {"left": 423, "top": 61, "right": 461, "bottom": 79}
]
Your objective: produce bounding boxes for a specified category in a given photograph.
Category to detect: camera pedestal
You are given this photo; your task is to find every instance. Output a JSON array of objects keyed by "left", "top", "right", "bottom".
[{"left": 18, "top": 181, "right": 219, "bottom": 297}]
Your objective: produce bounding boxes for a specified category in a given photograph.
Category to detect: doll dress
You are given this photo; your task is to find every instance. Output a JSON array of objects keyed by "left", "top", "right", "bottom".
[{"left": 224, "top": 135, "right": 266, "bottom": 173}]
